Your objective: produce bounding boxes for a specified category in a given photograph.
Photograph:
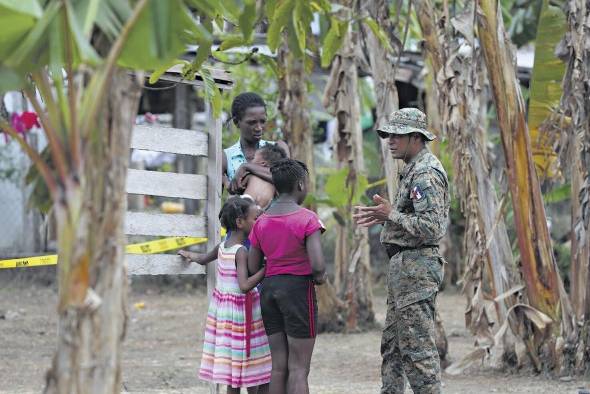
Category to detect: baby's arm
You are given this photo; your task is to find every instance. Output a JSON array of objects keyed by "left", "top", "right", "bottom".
[
  {"left": 306, "top": 231, "right": 327, "bottom": 284},
  {"left": 178, "top": 243, "right": 219, "bottom": 265},
  {"left": 236, "top": 247, "right": 265, "bottom": 292}
]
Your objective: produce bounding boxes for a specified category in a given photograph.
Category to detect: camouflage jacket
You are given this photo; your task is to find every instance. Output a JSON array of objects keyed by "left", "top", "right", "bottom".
[{"left": 380, "top": 147, "right": 450, "bottom": 308}]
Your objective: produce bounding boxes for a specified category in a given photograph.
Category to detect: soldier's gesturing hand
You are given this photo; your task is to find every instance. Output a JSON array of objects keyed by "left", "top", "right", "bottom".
[{"left": 353, "top": 194, "right": 393, "bottom": 227}]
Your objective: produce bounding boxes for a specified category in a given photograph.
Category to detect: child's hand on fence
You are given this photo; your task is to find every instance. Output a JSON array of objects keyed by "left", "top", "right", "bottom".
[{"left": 178, "top": 250, "right": 206, "bottom": 265}]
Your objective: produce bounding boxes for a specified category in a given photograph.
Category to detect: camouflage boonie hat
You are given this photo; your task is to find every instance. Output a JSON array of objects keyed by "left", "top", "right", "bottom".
[{"left": 376, "top": 108, "right": 436, "bottom": 141}]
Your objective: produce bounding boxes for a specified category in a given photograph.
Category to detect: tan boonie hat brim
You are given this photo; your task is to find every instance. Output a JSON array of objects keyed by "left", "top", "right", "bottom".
[{"left": 376, "top": 108, "right": 436, "bottom": 141}]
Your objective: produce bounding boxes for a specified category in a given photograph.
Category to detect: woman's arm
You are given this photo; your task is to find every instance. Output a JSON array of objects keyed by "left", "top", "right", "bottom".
[
  {"left": 305, "top": 230, "right": 327, "bottom": 284},
  {"left": 236, "top": 247, "right": 265, "bottom": 292}
]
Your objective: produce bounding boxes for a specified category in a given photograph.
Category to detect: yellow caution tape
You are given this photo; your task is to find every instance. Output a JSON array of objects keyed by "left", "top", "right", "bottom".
[
  {"left": 0, "top": 254, "right": 59, "bottom": 269},
  {"left": 0, "top": 228, "right": 227, "bottom": 270}
]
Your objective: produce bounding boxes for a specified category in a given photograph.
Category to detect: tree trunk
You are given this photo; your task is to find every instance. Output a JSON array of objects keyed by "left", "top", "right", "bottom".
[
  {"left": 415, "top": 0, "right": 521, "bottom": 365},
  {"left": 360, "top": 0, "right": 401, "bottom": 203},
  {"left": 277, "top": 42, "right": 315, "bottom": 193},
  {"left": 44, "top": 70, "right": 142, "bottom": 393},
  {"left": 477, "top": 0, "right": 574, "bottom": 369},
  {"left": 559, "top": 0, "right": 590, "bottom": 374},
  {"left": 323, "top": 1, "right": 375, "bottom": 331}
]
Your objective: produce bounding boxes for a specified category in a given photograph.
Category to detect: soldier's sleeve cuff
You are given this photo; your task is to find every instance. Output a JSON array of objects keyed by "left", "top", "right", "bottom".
[{"left": 388, "top": 210, "right": 402, "bottom": 224}]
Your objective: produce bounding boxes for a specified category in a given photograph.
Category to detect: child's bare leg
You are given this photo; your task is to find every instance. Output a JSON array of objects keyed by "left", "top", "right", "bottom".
[
  {"left": 286, "top": 337, "right": 315, "bottom": 394},
  {"left": 267, "top": 332, "right": 288, "bottom": 394}
]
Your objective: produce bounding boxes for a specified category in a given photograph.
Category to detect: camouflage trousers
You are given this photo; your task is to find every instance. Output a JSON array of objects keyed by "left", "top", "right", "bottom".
[{"left": 380, "top": 295, "right": 441, "bottom": 394}]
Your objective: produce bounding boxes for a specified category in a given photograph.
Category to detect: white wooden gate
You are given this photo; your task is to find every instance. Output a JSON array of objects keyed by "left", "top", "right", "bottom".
[{"left": 124, "top": 114, "right": 221, "bottom": 286}]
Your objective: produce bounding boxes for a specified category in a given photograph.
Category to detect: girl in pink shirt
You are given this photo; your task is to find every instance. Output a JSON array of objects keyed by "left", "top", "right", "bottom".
[{"left": 248, "top": 159, "right": 327, "bottom": 394}]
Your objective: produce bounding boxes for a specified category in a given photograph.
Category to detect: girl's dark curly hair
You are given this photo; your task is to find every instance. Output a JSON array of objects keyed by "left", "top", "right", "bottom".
[
  {"left": 219, "top": 196, "right": 255, "bottom": 231},
  {"left": 231, "top": 92, "right": 266, "bottom": 125},
  {"left": 270, "top": 159, "right": 309, "bottom": 194}
]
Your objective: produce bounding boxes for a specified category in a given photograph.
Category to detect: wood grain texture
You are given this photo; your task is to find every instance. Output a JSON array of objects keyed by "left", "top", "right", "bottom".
[
  {"left": 131, "top": 125, "right": 208, "bottom": 156},
  {"left": 125, "top": 212, "right": 206, "bottom": 237},
  {"left": 126, "top": 169, "right": 206, "bottom": 199},
  {"left": 126, "top": 254, "right": 206, "bottom": 275}
]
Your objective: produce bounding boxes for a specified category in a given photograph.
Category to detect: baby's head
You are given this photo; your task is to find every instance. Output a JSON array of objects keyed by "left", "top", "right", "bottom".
[{"left": 253, "top": 144, "right": 287, "bottom": 167}]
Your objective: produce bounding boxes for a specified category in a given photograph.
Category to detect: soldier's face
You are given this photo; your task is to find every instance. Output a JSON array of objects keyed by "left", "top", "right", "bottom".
[{"left": 387, "top": 134, "right": 411, "bottom": 159}]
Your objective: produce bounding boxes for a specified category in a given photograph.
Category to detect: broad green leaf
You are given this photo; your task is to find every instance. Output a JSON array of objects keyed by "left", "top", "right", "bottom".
[
  {"left": 310, "top": 0, "right": 331, "bottom": 13},
  {"left": 148, "top": 59, "right": 189, "bottom": 84},
  {"left": 0, "top": 0, "right": 41, "bottom": 60},
  {"left": 118, "top": 0, "right": 200, "bottom": 70},
  {"left": 325, "top": 167, "right": 350, "bottom": 208},
  {"left": 320, "top": 18, "right": 347, "bottom": 68},
  {"left": 544, "top": 183, "right": 571, "bottom": 204},
  {"left": 64, "top": 2, "right": 100, "bottom": 64},
  {"left": 149, "top": 0, "right": 170, "bottom": 59},
  {"left": 528, "top": 0, "right": 566, "bottom": 179},
  {"left": 193, "top": 43, "right": 212, "bottom": 70},
  {"left": 0, "top": 67, "right": 25, "bottom": 93},
  {"left": 219, "top": 34, "right": 245, "bottom": 51},
  {"left": 201, "top": 67, "right": 222, "bottom": 118},
  {"left": 292, "top": 1, "right": 306, "bottom": 55},
  {"left": 74, "top": 0, "right": 101, "bottom": 37},
  {"left": 238, "top": 0, "right": 257, "bottom": 41},
  {"left": 363, "top": 17, "right": 393, "bottom": 53},
  {"left": 3, "top": 1, "right": 61, "bottom": 69},
  {"left": 267, "top": 0, "right": 294, "bottom": 52},
  {"left": 255, "top": 53, "right": 280, "bottom": 78},
  {"left": 287, "top": 19, "right": 303, "bottom": 58},
  {"left": 218, "top": 0, "right": 240, "bottom": 24},
  {"left": 324, "top": 167, "right": 369, "bottom": 208},
  {"left": 93, "top": 0, "right": 131, "bottom": 39},
  {"left": 265, "top": 0, "right": 277, "bottom": 20},
  {"left": 184, "top": 0, "right": 220, "bottom": 18}
]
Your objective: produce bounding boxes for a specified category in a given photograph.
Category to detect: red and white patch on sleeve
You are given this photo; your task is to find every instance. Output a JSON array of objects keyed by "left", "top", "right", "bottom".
[{"left": 410, "top": 185, "right": 424, "bottom": 200}]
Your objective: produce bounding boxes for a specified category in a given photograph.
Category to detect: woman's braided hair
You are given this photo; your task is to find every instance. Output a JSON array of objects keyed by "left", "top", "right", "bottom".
[
  {"left": 270, "top": 159, "right": 309, "bottom": 194},
  {"left": 219, "top": 196, "right": 254, "bottom": 231},
  {"left": 231, "top": 92, "right": 266, "bottom": 125}
]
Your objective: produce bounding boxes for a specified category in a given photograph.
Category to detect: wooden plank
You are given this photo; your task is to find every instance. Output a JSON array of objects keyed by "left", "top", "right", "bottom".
[
  {"left": 126, "top": 254, "right": 206, "bottom": 275},
  {"left": 126, "top": 169, "right": 206, "bottom": 200},
  {"left": 125, "top": 212, "right": 206, "bottom": 237},
  {"left": 131, "top": 125, "right": 208, "bottom": 156},
  {"left": 207, "top": 111, "right": 223, "bottom": 298},
  {"left": 206, "top": 106, "right": 223, "bottom": 394}
]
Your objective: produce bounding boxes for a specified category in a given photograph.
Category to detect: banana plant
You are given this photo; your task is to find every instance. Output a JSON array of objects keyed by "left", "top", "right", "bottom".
[
  {"left": 0, "top": 1, "right": 247, "bottom": 391},
  {"left": 527, "top": 0, "right": 566, "bottom": 179}
]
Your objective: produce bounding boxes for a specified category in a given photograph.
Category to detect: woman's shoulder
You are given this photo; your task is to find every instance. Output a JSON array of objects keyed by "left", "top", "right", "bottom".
[{"left": 223, "top": 139, "right": 241, "bottom": 154}]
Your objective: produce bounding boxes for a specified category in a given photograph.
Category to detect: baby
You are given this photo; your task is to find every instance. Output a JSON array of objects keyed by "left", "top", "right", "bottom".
[{"left": 241, "top": 144, "right": 287, "bottom": 209}]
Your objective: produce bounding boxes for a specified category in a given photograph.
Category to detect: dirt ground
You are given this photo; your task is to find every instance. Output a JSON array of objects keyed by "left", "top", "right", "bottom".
[{"left": 0, "top": 277, "right": 588, "bottom": 394}]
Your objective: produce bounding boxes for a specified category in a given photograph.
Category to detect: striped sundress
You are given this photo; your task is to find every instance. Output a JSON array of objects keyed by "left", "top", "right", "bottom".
[{"left": 199, "top": 243, "right": 271, "bottom": 388}]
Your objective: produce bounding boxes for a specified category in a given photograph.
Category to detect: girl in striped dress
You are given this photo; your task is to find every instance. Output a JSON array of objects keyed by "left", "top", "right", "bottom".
[{"left": 196, "top": 197, "right": 271, "bottom": 393}]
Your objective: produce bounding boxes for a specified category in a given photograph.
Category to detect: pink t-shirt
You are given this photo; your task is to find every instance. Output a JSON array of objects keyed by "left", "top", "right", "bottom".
[{"left": 249, "top": 207, "right": 325, "bottom": 277}]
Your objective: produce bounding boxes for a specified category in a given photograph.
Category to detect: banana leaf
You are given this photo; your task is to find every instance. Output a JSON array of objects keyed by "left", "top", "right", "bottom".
[{"left": 527, "top": 0, "right": 566, "bottom": 179}]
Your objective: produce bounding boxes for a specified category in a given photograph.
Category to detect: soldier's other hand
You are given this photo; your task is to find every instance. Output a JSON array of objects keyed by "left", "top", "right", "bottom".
[{"left": 352, "top": 194, "right": 392, "bottom": 227}]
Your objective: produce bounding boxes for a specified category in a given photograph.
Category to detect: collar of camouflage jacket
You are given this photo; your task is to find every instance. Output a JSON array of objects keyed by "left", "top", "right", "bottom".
[{"left": 400, "top": 147, "right": 430, "bottom": 180}]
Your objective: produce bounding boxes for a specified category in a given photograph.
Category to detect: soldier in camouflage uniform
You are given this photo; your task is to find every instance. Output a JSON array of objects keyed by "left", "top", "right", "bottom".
[{"left": 353, "top": 108, "right": 450, "bottom": 394}]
